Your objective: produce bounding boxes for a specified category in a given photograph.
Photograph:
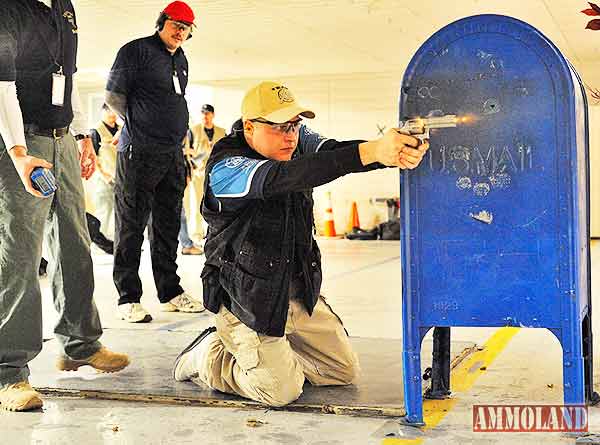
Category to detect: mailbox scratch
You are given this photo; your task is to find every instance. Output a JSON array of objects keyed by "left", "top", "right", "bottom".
[
  {"left": 520, "top": 210, "right": 548, "bottom": 228},
  {"left": 470, "top": 210, "right": 493, "bottom": 224}
]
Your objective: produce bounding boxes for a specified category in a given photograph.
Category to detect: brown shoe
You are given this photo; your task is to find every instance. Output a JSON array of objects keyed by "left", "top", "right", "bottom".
[
  {"left": 0, "top": 382, "right": 43, "bottom": 412},
  {"left": 56, "top": 347, "right": 130, "bottom": 373},
  {"left": 181, "top": 245, "right": 203, "bottom": 255}
]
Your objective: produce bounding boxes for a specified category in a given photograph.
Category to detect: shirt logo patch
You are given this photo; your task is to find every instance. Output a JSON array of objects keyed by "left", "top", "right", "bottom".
[{"left": 224, "top": 156, "right": 260, "bottom": 172}]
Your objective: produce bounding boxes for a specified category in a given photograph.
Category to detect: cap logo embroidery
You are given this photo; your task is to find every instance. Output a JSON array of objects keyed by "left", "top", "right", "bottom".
[{"left": 272, "top": 86, "right": 294, "bottom": 104}]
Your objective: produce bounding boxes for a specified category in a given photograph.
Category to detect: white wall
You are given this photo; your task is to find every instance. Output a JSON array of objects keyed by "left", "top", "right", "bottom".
[
  {"left": 81, "top": 80, "right": 600, "bottom": 237},
  {"left": 81, "top": 74, "right": 406, "bottom": 233}
]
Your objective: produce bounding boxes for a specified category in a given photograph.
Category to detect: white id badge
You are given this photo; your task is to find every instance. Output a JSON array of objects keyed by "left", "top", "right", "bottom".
[
  {"left": 52, "top": 72, "right": 66, "bottom": 107},
  {"left": 173, "top": 73, "right": 182, "bottom": 95}
]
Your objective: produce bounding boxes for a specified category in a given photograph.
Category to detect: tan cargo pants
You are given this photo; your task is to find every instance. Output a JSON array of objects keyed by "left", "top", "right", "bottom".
[
  {"left": 182, "top": 172, "right": 205, "bottom": 244},
  {"left": 191, "top": 296, "right": 360, "bottom": 407}
]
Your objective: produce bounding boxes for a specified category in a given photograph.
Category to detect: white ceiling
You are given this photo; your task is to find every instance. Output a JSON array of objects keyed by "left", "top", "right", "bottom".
[{"left": 74, "top": 0, "right": 600, "bottom": 89}]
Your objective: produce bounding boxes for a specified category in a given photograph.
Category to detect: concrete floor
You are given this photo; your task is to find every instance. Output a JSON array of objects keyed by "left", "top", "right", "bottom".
[{"left": 3, "top": 239, "right": 600, "bottom": 444}]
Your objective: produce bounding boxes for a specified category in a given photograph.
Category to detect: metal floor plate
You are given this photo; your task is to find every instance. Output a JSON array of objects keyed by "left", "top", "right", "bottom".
[{"left": 29, "top": 329, "right": 475, "bottom": 417}]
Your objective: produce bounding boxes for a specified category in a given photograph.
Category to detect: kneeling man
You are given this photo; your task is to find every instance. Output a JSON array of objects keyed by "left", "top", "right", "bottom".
[{"left": 173, "top": 81, "right": 428, "bottom": 406}]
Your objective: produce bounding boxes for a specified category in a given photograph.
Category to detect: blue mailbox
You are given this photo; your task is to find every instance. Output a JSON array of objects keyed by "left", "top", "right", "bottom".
[{"left": 399, "top": 14, "right": 594, "bottom": 425}]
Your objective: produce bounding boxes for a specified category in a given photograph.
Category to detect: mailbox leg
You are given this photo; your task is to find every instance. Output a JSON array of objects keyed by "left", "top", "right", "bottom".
[
  {"left": 402, "top": 325, "right": 428, "bottom": 426},
  {"left": 581, "top": 314, "right": 600, "bottom": 404},
  {"left": 425, "top": 327, "right": 451, "bottom": 400},
  {"left": 560, "top": 325, "right": 586, "bottom": 407},
  {"left": 402, "top": 348, "right": 425, "bottom": 425},
  {"left": 563, "top": 352, "right": 586, "bottom": 407},
  {"left": 583, "top": 314, "right": 593, "bottom": 401}
]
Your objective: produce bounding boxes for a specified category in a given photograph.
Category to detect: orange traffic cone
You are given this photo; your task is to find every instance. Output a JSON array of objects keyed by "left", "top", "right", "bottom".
[
  {"left": 323, "top": 192, "right": 337, "bottom": 237},
  {"left": 350, "top": 201, "right": 360, "bottom": 230}
]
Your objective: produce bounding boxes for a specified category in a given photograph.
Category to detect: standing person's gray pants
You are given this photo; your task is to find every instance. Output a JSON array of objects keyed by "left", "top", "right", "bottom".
[{"left": 0, "top": 131, "right": 103, "bottom": 387}]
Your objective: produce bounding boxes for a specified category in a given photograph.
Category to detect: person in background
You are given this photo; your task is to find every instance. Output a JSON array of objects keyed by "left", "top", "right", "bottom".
[
  {"left": 180, "top": 129, "right": 203, "bottom": 255},
  {"left": 89, "top": 103, "right": 120, "bottom": 246},
  {"left": 187, "top": 104, "right": 226, "bottom": 246}
]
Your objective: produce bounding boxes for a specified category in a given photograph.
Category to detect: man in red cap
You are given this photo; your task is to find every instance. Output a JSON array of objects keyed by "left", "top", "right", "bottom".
[{"left": 105, "top": 1, "right": 204, "bottom": 324}]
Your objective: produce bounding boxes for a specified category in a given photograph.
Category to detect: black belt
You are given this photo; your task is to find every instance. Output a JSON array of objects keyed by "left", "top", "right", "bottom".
[{"left": 24, "top": 124, "right": 70, "bottom": 139}]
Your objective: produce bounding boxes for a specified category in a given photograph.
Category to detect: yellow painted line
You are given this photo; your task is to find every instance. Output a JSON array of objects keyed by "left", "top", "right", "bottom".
[
  {"left": 451, "top": 327, "right": 520, "bottom": 392},
  {"left": 382, "top": 327, "right": 520, "bottom": 444},
  {"left": 382, "top": 439, "right": 423, "bottom": 445}
]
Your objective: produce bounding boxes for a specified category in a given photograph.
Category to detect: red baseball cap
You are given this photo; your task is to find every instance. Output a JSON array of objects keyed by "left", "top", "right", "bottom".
[{"left": 162, "top": 1, "right": 195, "bottom": 26}]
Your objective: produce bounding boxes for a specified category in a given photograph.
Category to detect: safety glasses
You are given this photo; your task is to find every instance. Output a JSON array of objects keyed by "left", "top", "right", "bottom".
[
  {"left": 167, "top": 19, "right": 192, "bottom": 33},
  {"left": 251, "top": 119, "right": 302, "bottom": 134}
]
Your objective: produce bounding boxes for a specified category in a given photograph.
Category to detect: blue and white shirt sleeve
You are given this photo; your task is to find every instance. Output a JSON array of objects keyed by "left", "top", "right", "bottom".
[
  {"left": 209, "top": 156, "right": 273, "bottom": 200},
  {"left": 296, "top": 125, "right": 330, "bottom": 155}
]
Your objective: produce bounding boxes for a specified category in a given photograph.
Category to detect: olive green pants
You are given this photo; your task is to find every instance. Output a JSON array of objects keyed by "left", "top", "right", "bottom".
[{"left": 0, "top": 132, "right": 102, "bottom": 387}]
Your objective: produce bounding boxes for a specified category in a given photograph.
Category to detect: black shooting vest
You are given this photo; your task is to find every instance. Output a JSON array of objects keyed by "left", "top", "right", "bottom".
[{"left": 200, "top": 132, "right": 322, "bottom": 337}]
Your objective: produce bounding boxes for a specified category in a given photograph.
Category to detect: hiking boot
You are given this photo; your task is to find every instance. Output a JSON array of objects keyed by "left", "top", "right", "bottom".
[
  {"left": 56, "top": 347, "right": 130, "bottom": 373},
  {"left": 161, "top": 292, "right": 205, "bottom": 313},
  {"left": 181, "top": 245, "right": 203, "bottom": 255},
  {"left": 0, "top": 382, "right": 43, "bottom": 412},
  {"left": 173, "top": 326, "right": 217, "bottom": 381}
]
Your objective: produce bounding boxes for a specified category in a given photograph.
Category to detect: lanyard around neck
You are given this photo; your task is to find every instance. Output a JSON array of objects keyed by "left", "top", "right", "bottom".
[{"left": 30, "top": 0, "right": 65, "bottom": 72}]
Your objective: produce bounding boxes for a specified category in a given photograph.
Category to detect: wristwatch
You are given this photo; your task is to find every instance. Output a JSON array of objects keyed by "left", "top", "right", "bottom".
[{"left": 74, "top": 133, "right": 90, "bottom": 141}]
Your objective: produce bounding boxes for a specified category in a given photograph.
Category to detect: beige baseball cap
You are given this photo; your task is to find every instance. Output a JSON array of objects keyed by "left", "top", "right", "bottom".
[{"left": 242, "top": 81, "right": 315, "bottom": 123}]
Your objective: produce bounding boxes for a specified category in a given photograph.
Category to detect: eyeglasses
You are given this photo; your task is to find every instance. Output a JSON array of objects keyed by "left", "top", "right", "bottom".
[
  {"left": 251, "top": 119, "right": 302, "bottom": 134},
  {"left": 167, "top": 19, "right": 192, "bottom": 33}
]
